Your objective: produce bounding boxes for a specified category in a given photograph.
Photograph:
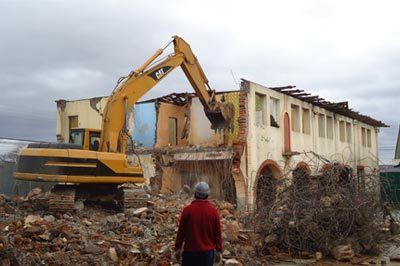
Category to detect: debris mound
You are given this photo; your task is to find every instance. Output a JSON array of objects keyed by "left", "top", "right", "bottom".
[
  {"left": 0, "top": 188, "right": 254, "bottom": 265},
  {"left": 254, "top": 162, "right": 384, "bottom": 259}
]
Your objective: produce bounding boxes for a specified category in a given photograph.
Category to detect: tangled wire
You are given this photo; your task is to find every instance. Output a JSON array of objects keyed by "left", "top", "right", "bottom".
[{"left": 254, "top": 161, "right": 384, "bottom": 257}]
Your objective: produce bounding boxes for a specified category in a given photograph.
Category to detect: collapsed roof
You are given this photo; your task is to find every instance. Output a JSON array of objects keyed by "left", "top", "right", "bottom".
[{"left": 242, "top": 79, "right": 388, "bottom": 128}]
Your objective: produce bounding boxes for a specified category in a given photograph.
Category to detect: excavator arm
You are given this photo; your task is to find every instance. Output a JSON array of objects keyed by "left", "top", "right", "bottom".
[{"left": 100, "top": 36, "right": 234, "bottom": 153}]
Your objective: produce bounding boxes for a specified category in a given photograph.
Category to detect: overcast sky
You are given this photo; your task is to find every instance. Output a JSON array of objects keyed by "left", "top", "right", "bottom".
[{"left": 0, "top": 0, "right": 398, "bottom": 163}]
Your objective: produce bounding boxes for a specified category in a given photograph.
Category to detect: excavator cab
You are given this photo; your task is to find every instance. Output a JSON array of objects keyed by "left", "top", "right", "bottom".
[{"left": 69, "top": 128, "right": 101, "bottom": 151}]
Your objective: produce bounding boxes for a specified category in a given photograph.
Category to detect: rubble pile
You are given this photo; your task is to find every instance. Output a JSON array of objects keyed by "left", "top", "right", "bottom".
[
  {"left": 0, "top": 188, "right": 255, "bottom": 265},
  {"left": 254, "top": 162, "right": 385, "bottom": 260}
]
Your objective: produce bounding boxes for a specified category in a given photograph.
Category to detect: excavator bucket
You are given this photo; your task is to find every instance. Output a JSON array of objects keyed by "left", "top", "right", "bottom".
[{"left": 205, "top": 102, "right": 235, "bottom": 132}]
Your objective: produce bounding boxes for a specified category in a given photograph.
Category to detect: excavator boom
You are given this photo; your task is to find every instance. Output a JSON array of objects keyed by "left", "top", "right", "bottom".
[{"left": 100, "top": 36, "right": 234, "bottom": 153}]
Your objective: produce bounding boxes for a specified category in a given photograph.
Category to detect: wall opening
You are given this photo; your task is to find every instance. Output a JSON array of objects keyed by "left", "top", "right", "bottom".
[
  {"left": 302, "top": 108, "right": 310, "bottom": 134},
  {"left": 284, "top": 112, "right": 291, "bottom": 152},
  {"left": 291, "top": 104, "right": 300, "bottom": 132},
  {"left": 318, "top": 114, "right": 325, "bottom": 138},
  {"left": 293, "top": 162, "right": 311, "bottom": 188},
  {"left": 255, "top": 166, "right": 277, "bottom": 208},
  {"left": 254, "top": 160, "right": 282, "bottom": 209},
  {"left": 69, "top": 115, "right": 78, "bottom": 132},
  {"left": 346, "top": 122, "right": 352, "bottom": 143},
  {"left": 255, "top": 93, "right": 266, "bottom": 126},
  {"left": 367, "top": 129, "right": 372, "bottom": 147},
  {"left": 361, "top": 127, "right": 367, "bottom": 146},
  {"left": 168, "top": 117, "right": 178, "bottom": 145},
  {"left": 339, "top": 121, "right": 345, "bottom": 142},
  {"left": 326, "top": 116, "right": 333, "bottom": 139},
  {"left": 270, "top": 97, "right": 280, "bottom": 128}
]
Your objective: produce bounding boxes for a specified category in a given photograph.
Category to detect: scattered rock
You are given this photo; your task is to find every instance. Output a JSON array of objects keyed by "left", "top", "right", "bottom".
[
  {"left": 225, "top": 221, "right": 240, "bottom": 242},
  {"left": 238, "top": 234, "right": 248, "bottom": 241},
  {"left": 43, "top": 215, "right": 55, "bottom": 223},
  {"left": 221, "top": 209, "right": 231, "bottom": 218},
  {"left": 74, "top": 201, "right": 84, "bottom": 211},
  {"left": 82, "top": 244, "right": 104, "bottom": 255},
  {"left": 225, "top": 258, "right": 243, "bottom": 266},
  {"left": 222, "top": 250, "right": 231, "bottom": 257},
  {"left": 331, "top": 245, "right": 354, "bottom": 261},
  {"left": 109, "top": 247, "right": 118, "bottom": 263},
  {"left": 25, "top": 188, "right": 42, "bottom": 200},
  {"left": 62, "top": 213, "right": 73, "bottom": 221},
  {"left": 4, "top": 204, "right": 15, "bottom": 214},
  {"left": 219, "top": 202, "right": 235, "bottom": 212},
  {"left": 24, "top": 225, "right": 43, "bottom": 234},
  {"left": 129, "top": 248, "right": 141, "bottom": 255},
  {"left": 133, "top": 207, "right": 148, "bottom": 216},
  {"left": 0, "top": 187, "right": 337, "bottom": 265},
  {"left": 315, "top": 251, "right": 323, "bottom": 261},
  {"left": 24, "top": 214, "right": 42, "bottom": 225},
  {"left": 82, "top": 218, "right": 92, "bottom": 226}
]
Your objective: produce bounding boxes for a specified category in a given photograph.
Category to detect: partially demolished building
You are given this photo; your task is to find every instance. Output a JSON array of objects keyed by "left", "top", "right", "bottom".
[{"left": 55, "top": 79, "right": 387, "bottom": 209}]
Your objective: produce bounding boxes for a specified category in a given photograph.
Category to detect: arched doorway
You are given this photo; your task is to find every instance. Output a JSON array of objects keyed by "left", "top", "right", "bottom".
[
  {"left": 254, "top": 160, "right": 283, "bottom": 208},
  {"left": 292, "top": 162, "right": 311, "bottom": 188}
]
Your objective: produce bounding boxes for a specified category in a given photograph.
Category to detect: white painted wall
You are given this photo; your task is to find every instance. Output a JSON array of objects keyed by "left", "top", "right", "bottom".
[
  {"left": 188, "top": 97, "right": 224, "bottom": 146},
  {"left": 245, "top": 81, "right": 380, "bottom": 206}
]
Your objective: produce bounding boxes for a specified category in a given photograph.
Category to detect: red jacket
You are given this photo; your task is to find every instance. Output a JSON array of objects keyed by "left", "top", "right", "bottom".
[{"left": 175, "top": 199, "right": 223, "bottom": 252}]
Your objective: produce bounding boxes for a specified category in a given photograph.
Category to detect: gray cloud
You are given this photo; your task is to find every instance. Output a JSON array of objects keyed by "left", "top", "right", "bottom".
[{"left": 0, "top": 0, "right": 399, "bottom": 163}]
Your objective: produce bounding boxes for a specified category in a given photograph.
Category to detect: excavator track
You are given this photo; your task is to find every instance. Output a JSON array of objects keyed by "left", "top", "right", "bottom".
[
  {"left": 49, "top": 185, "right": 76, "bottom": 212},
  {"left": 122, "top": 187, "right": 147, "bottom": 209}
]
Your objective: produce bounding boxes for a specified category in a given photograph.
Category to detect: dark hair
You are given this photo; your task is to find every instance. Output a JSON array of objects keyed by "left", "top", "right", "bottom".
[{"left": 194, "top": 192, "right": 208, "bottom": 200}]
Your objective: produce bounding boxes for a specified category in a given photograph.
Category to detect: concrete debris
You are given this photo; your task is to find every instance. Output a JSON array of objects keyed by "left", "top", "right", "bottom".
[
  {"left": 132, "top": 206, "right": 148, "bottom": 216},
  {"left": 315, "top": 251, "right": 323, "bottom": 261},
  {"left": 0, "top": 190, "right": 254, "bottom": 265},
  {"left": 224, "top": 258, "right": 243, "bottom": 265},
  {"left": 224, "top": 221, "right": 240, "bottom": 242},
  {"left": 331, "top": 245, "right": 354, "bottom": 261},
  {"left": 24, "top": 214, "right": 42, "bottom": 225},
  {"left": 43, "top": 215, "right": 56, "bottom": 223},
  {"left": 108, "top": 247, "right": 118, "bottom": 262},
  {"left": 1, "top": 185, "right": 397, "bottom": 265}
]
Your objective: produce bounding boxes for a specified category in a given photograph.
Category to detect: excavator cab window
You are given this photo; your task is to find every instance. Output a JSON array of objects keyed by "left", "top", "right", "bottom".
[
  {"left": 89, "top": 131, "right": 101, "bottom": 151},
  {"left": 69, "top": 129, "right": 84, "bottom": 147}
]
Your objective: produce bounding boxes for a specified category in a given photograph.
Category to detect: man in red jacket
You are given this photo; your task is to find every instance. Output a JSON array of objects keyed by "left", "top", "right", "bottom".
[{"left": 175, "top": 181, "right": 223, "bottom": 265}]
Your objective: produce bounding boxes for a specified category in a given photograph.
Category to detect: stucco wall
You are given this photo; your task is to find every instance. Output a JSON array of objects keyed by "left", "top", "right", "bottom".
[
  {"left": 56, "top": 97, "right": 108, "bottom": 142},
  {"left": 188, "top": 97, "right": 224, "bottom": 146},
  {"left": 245, "top": 81, "right": 380, "bottom": 207},
  {"left": 155, "top": 102, "right": 188, "bottom": 147}
]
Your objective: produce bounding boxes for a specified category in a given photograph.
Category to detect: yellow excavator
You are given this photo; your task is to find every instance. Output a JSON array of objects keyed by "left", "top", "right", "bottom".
[{"left": 14, "top": 36, "right": 234, "bottom": 211}]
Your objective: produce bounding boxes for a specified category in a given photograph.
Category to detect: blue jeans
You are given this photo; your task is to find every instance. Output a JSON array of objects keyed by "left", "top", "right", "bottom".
[{"left": 182, "top": 250, "right": 215, "bottom": 266}]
